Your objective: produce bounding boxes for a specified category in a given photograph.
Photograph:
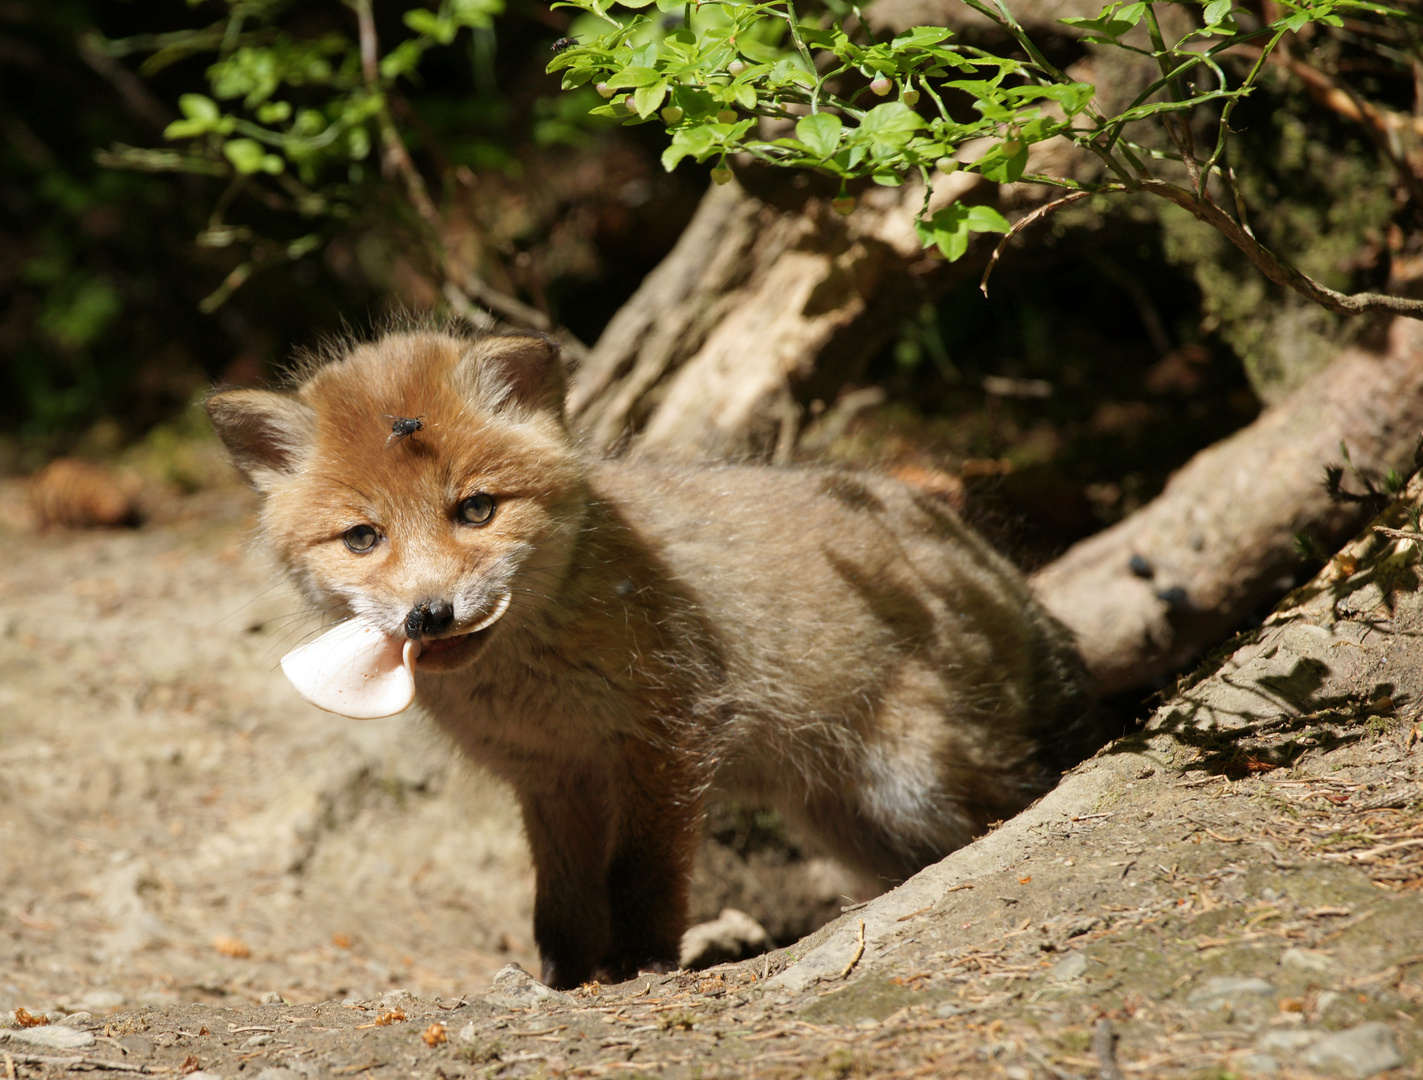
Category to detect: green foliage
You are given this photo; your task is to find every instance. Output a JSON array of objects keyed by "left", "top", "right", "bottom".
[
  {"left": 545, "top": 0, "right": 1413, "bottom": 260},
  {"left": 139, "top": 0, "right": 503, "bottom": 186},
  {"left": 98, "top": 0, "right": 510, "bottom": 311}
]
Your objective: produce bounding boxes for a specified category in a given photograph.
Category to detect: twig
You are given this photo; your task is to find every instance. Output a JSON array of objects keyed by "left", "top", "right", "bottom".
[
  {"left": 980, "top": 189, "right": 1100, "bottom": 296},
  {"left": 1374, "top": 525, "right": 1423, "bottom": 541},
  {"left": 348, "top": 0, "right": 558, "bottom": 335},
  {"left": 1137, "top": 180, "right": 1423, "bottom": 320},
  {"left": 896, "top": 904, "right": 935, "bottom": 922},
  {"left": 839, "top": 920, "right": 866, "bottom": 979},
  {"left": 1093, "top": 1018, "right": 1126, "bottom": 1080},
  {"left": 1324, "top": 837, "right": 1423, "bottom": 862}
]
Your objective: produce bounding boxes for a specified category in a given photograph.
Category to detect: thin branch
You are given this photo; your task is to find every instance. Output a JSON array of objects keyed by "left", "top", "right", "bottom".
[
  {"left": 1142, "top": 3, "right": 1200, "bottom": 190},
  {"left": 1139, "top": 179, "right": 1423, "bottom": 319},
  {"left": 349, "top": 0, "right": 441, "bottom": 232},
  {"left": 1199, "top": 29, "right": 1286, "bottom": 198},
  {"left": 346, "top": 0, "right": 562, "bottom": 333},
  {"left": 980, "top": 189, "right": 1102, "bottom": 296}
]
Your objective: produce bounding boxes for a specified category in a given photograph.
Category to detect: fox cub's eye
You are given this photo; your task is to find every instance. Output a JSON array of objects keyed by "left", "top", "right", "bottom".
[
  {"left": 458, "top": 494, "right": 496, "bottom": 526},
  {"left": 343, "top": 524, "right": 379, "bottom": 553}
]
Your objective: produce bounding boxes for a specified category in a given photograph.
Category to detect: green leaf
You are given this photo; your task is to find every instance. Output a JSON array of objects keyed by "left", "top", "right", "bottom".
[
  {"left": 796, "top": 113, "right": 842, "bottom": 159},
  {"left": 451, "top": 0, "right": 504, "bottom": 27},
  {"left": 914, "top": 203, "right": 1010, "bottom": 261},
  {"left": 1060, "top": 2, "right": 1147, "bottom": 40},
  {"left": 961, "top": 204, "right": 1010, "bottom": 233},
  {"left": 222, "top": 138, "right": 267, "bottom": 175},
  {"left": 608, "top": 65, "right": 661, "bottom": 89},
  {"left": 163, "top": 118, "right": 209, "bottom": 140},
  {"left": 738, "top": 38, "right": 784, "bottom": 64},
  {"left": 859, "top": 101, "right": 924, "bottom": 141},
  {"left": 632, "top": 81, "right": 667, "bottom": 117},
  {"left": 403, "top": 9, "right": 448, "bottom": 38},
  {"left": 1202, "top": 0, "right": 1234, "bottom": 24},
  {"left": 975, "top": 142, "right": 1029, "bottom": 183},
  {"left": 381, "top": 39, "right": 429, "bottom": 80},
  {"left": 178, "top": 93, "right": 220, "bottom": 123},
  {"left": 891, "top": 26, "right": 953, "bottom": 49},
  {"left": 662, "top": 123, "right": 717, "bottom": 170}
]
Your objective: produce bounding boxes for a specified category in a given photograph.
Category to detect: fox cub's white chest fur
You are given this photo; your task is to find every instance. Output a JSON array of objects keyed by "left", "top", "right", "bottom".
[{"left": 207, "top": 329, "right": 1103, "bottom": 988}]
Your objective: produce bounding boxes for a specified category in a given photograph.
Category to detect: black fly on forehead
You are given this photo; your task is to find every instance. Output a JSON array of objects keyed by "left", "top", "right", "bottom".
[{"left": 384, "top": 414, "right": 425, "bottom": 446}]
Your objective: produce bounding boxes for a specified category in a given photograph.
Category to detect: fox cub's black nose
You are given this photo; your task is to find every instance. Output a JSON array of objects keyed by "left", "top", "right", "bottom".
[{"left": 406, "top": 599, "right": 454, "bottom": 639}]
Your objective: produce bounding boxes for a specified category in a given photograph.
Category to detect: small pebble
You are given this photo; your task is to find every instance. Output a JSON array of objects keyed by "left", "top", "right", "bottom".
[
  {"left": 1257, "top": 1030, "right": 1320, "bottom": 1053},
  {"left": 1235, "top": 1051, "right": 1280, "bottom": 1076},
  {"left": 242, "top": 1033, "right": 274, "bottom": 1048},
  {"left": 1050, "top": 952, "right": 1088, "bottom": 981},
  {"left": 1280, "top": 948, "right": 1333, "bottom": 974},
  {"left": 485, "top": 965, "right": 573, "bottom": 1010},
  {"left": 1188, "top": 976, "right": 1275, "bottom": 1008},
  {"left": 119, "top": 1034, "right": 154, "bottom": 1056},
  {"left": 1303, "top": 1022, "right": 1402, "bottom": 1079},
  {"left": 260, "top": 990, "right": 286, "bottom": 1005},
  {"left": 1, "top": 1026, "right": 96, "bottom": 1049}
]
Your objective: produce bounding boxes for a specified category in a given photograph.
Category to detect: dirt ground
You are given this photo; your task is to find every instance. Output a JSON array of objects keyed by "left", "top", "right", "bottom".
[{"left": 2, "top": 474, "right": 1421, "bottom": 1079}]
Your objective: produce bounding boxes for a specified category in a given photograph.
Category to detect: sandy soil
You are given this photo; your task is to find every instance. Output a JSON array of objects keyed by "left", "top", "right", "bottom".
[{"left": 2, "top": 478, "right": 1421, "bottom": 1079}]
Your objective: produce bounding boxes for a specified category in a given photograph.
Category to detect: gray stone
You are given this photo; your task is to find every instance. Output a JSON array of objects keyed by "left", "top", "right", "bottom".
[
  {"left": 1280, "top": 948, "right": 1334, "bottom": 974},
  {"left": 242, "top": 1033, "right": 274, "bottom": 1048},
  {"left": 680, "top": 908, "right": 771, "bottom": 968},
  {"left": 58, "top": 1012, "right": 94, "bottom": 1027},
  {"left": 1302, "top": 1022, "right": 1403, "bottom": 1079},
  {"left": 1050, "top": 952, "right": 1089, "bottom": 981},
  {"left": 484, "top": 964, "right": 574, "bottom": 1010},
  {"left": 253, "top": 1070, "right": 303, "bottom": 1080},
  {"left": 1188, "top": 976, "right": 1276, "bottom": 1008},
  {"left": 260, "top": 990, "right": 286, "bottom": 1005},
  {"left": 118, "top": 1034, "right": 154, "bottom": 1056},
  {"left": 0, "top": 1025, "right": 97, "bottom": 1049},
  {"left": 376, "top": 989, "right": 415, "bottom": 1008},
  {"left": 1256, "top": 1029, "right": 1321, "bottom": 1053},
  {"left": 933, "top": 1002, "right": 970, "bottom": 1018},
  {"left": 1235, "top": 1052, "right": 1280, "bottom": 1076}
]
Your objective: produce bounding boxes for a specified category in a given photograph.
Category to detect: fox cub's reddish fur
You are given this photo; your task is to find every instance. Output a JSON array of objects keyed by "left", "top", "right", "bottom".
[{"left": 207, "top": 329, "right": 1103, "bottom": 988}]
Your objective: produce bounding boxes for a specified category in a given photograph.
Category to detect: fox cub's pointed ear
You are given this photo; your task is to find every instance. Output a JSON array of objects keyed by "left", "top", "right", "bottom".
[
  {"left": 205, "top": 389, "right": 316, "bottom": 492},
  {"left": 459, "top": 332, "right": 567, "bottom": 420}
]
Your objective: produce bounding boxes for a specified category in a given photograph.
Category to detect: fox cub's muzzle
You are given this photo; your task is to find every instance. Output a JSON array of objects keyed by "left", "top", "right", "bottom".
[{"left": 405, "top": 599, "right": 455, "bottom": 640}]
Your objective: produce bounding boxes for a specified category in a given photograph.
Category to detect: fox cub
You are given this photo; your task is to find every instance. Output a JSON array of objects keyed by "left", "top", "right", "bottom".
[{"left": 207, "top": 329, "right": 1102, "bottom": 988}]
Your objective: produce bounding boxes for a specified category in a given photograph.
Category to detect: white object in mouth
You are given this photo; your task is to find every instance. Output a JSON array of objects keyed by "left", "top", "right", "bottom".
[
  {"left": 467, "top": 590, "right": 512, "bottom": 634},
  {"left": 280, "top": 617, "right": 417, "bottom": 719}
]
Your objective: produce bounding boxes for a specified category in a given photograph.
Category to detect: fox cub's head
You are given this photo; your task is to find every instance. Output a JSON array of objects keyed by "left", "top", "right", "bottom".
[{"left": 207, "top": 330, "right": 584, "bottom": 671}]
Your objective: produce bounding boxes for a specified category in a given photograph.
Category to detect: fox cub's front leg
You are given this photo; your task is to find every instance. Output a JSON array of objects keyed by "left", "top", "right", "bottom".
[{"left": 517, "top": 744, "right": 700, "bottom": 989}]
